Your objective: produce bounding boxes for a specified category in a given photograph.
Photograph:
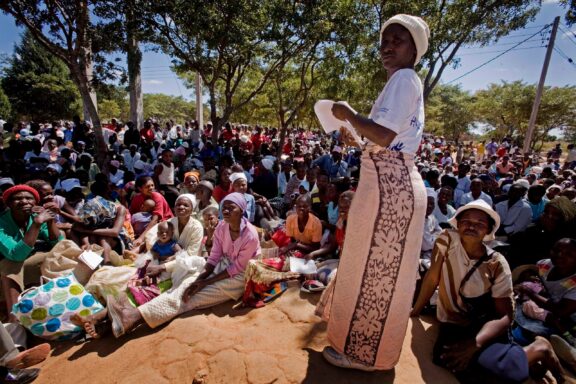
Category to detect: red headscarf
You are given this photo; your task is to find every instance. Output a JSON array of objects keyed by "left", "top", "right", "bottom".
[{"left": 2, "top": 185, "right": 40, "bottom": 204}]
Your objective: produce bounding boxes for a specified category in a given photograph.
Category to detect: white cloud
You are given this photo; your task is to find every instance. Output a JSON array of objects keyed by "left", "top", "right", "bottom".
[
  {"left": 143, "top": 79, "right": 164, "bottom": 85},
  {"left": 542, "top": 0, "right": 560, "bottom": 4}
]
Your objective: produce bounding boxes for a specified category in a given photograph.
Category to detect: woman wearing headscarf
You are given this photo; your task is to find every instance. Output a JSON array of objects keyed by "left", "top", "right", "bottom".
[
  {"left": 0, "top": 185, "right": 63, "bottom": 319},
  {"left": 317, "top": 14, "right": 429, "bottom": 370},
  {"left": 179, "top": 171, "right": 201, "bottom": 195},
  {"left": 106, "top": 192, "right": 260, "bottom": 337},
  {"left": 143, "top": 193, "right": 204, "bottom": 260},
  {"left": 411, "top": 201, "right": 565, "bottom": 383}
]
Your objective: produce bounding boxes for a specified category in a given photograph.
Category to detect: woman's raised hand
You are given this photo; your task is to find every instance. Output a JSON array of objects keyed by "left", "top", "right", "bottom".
[
  {"left": 43, "top": 201, "right": 61, "bottom": 215},
  {"left": 33, "top": 207, "right": 56, "bottom": 224},
  {"left": 331, "top": 102, "right": 353, "bottom": 121}
]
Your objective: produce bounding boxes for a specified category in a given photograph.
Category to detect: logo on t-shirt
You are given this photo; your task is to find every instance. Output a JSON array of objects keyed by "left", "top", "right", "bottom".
[
  {"left": 410, "top": 116, "right": 422, "bottom": 130},
  {"left": 389, "top": 142, "right": 405, "bottom": 151}
]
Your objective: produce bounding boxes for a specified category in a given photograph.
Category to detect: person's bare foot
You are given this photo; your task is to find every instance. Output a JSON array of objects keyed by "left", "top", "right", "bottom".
[
  {"left": 106, "top": 295, "right": 142, "bottom": 338},
  {"left": 5, "top": 343, "right": 50, "bottom": 369},
  {"left": 533, "top": 336, "right": 566, "bottom": 383},
  {"left": 70, "top": 309, "right": 109, "bottom": 339}
]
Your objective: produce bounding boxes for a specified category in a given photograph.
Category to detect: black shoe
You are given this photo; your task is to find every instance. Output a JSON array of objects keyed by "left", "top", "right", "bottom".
[{"left": 2, "top": 368, "right": 40, "bottom": 384}]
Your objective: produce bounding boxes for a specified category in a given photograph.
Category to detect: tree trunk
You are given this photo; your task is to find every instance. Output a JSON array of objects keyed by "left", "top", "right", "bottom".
[
  {"left": 126, "top": 2, "right": 143, "bottom": 129},
  {"left": 277, "top": 124, "right": 288, "bottom": 158},
  {"left": 82, "top": 56, "right": 98, "bottom": 123},
  {"left": 72, "top": 61, "right": 107, "bottom": 169},
  {"left": 208, "top": 85, "right": 223, "bottom": 143}
]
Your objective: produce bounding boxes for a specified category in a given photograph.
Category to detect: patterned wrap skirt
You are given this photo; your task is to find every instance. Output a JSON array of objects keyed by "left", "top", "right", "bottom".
[{"left": 317, "top": 148, "right": 426, "bottom": 370}]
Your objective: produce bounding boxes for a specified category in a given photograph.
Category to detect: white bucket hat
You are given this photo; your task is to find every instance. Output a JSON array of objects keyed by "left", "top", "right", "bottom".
[
  {"left": 380, "top": 14, "right": 430, "bottom": 65},
  {"left": 448, "top": 199, "right": 501, "bottom": 241}
]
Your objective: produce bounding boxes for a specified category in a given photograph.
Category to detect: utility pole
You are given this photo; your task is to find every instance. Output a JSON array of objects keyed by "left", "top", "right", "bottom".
[
  {"left": 523, "top": 16, "right": 560, "bottom": 154},
  {"left": 195, "top": 72, "right": 203, "bottom": 129}
]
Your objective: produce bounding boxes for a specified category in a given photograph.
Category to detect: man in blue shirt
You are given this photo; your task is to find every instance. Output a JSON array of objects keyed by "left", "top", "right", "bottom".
[{"left": 312, "top": 146, "right": 348, "bottom": 180}]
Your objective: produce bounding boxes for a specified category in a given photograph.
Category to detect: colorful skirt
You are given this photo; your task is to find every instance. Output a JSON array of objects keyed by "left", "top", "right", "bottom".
[{"left": 317, "top": 149, "right": 426, "bottom": 370}]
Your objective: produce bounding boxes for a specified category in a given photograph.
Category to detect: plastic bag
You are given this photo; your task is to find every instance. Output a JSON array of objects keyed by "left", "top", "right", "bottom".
[
  {"left": 170, "top": 251, "right": 206, "bottom": 288},
  {"left": 12, "top": 274, "right": 104, "bottom": 341}
]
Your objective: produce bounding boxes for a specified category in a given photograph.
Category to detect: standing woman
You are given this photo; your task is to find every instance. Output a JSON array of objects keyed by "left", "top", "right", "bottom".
[{"left": 318, "top": 14, "right": 429, "bottom": 371}]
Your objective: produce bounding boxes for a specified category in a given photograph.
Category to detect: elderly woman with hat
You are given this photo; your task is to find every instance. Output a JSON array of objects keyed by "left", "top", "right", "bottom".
[
  {"left": 0, "top": 185, "right": 63, "bottom": 319},
  {"left": 317, "top": 14, "right": 430, "bottom": 370},
  {"left": 106, "top": 192, "right": 260, "bottom": 337},
  {"left": 412, "top": 200, "right": 565, "bottom": 383}
]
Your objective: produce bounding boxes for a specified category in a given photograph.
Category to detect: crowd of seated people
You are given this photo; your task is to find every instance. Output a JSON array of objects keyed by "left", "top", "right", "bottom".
[{"left": 0, "top": 116, "right": 575, "bottom": 382}]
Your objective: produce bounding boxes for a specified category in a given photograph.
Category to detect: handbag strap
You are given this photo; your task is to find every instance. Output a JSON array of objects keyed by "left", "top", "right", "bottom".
[
  {"left": 460, "top": 250, "right": 493, "bottom": 289},
  {"left": 455, "top": 249, "right": 495, "bottom": 313}
]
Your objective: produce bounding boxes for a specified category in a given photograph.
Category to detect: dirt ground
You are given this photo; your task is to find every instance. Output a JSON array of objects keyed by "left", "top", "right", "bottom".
[{"left": 29, "top": 283, "right": 459, "bottom": 384}]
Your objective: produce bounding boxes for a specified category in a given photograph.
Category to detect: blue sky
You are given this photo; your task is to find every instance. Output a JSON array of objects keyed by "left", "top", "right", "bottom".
[{"left": 0, "top": 1, "right": 574, "bottom": 100}]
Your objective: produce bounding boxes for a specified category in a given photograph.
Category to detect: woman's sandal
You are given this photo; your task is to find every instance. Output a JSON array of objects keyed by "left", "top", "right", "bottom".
[
  {"left": 322, "top": 346, "right": 378, "bottom": 372},
  {"left": 301, "top": 280, "right": 325, "bottom": 293}
]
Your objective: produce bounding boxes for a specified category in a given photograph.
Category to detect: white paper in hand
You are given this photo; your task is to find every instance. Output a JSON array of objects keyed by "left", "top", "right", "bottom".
[
  {"left": 289, "top": 257, "right": 318, "bottom": 274},
  {"left": 314, "top": 100, "right": 364, "bottom": 146},
  {"left": 78, "top": 250, "right": 104, "bottom": 270}
]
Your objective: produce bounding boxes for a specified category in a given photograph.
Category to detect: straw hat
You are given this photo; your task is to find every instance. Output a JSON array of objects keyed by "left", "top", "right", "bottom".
[{"left": 448, "top": 199, "right": 501, "bottom": 241}]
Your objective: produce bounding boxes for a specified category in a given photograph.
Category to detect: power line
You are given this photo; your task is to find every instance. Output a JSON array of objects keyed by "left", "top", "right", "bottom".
[
  {"left": 458, "top": 45, "right": 546, "bottom": 56},
  {"left": 461, "top": 37, "right": 546, "bottom": 50},
  {"left": 462, "top": 29, "right": 550, "bottom": 50},
  {"left": 446, "top": 24, "right": 551, "bottom": 84},
  {"left": 553, "top": 46, "right": 576, "bottom": 67},
  {"left": 558, "top": 25, "right": 576, "bottom": 47}
]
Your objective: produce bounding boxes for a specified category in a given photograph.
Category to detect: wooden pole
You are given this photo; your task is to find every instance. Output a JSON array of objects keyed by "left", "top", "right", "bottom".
[
  {"left": 195, "top": 72, "right": 203, "bottom": 129},
  {"left": 523, "top": 16, "right": 560, "bottom": 154}
]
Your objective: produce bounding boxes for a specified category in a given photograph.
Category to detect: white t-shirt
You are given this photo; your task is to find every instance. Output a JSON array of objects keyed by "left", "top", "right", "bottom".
[{"left": 368, "top": 68, "right": 425, "bottom": 155}]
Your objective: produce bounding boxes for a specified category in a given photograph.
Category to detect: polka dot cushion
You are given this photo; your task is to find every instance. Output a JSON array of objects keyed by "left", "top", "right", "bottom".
[{"left": 12, "top": 273, "right": 105, "bottom": 341}]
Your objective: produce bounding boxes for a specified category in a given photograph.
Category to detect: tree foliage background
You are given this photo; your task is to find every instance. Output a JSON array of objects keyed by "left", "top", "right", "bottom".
[
  {"left": 2, "top": 31, "right": 81, "bottom": 121},
  {"left": 0, "top": 0, "right": 574, "bottom": 149}
]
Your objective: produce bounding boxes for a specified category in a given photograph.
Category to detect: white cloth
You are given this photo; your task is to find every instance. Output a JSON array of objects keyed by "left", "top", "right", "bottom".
[
  {"left": 495, "top": 199, "right": 532, "bottom": 235},
  {"left": 368, "top": 69, "right": 424, "bottom": 155}
]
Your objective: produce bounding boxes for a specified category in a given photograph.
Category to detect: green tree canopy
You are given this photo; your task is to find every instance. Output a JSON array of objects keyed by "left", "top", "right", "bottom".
[
  {"left": 471, "top": 81, "right": 576, "bottom": 149},
  {"left": 2, "top": 31, "right": 81, "bottom": 121},
  {"left": 143, "top": 94, "right": 196, "bottom": 121},
  {"left": 426, "top": 84, "right": 475, "bottom": 142},
  {"left": 0, "top": 84, "right": 11, "bottom": 119}
]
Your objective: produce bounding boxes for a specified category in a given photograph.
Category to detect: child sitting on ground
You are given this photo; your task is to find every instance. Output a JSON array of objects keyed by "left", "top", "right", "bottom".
[
  {"left": 151, "top": 221, "right": 182, "bottom": 264},
  {"left": 127, "top": 221, "right": 182, "bottom": 306},
  {"left": 131, "top": 198, "right": 156, "bottom": 238}
]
